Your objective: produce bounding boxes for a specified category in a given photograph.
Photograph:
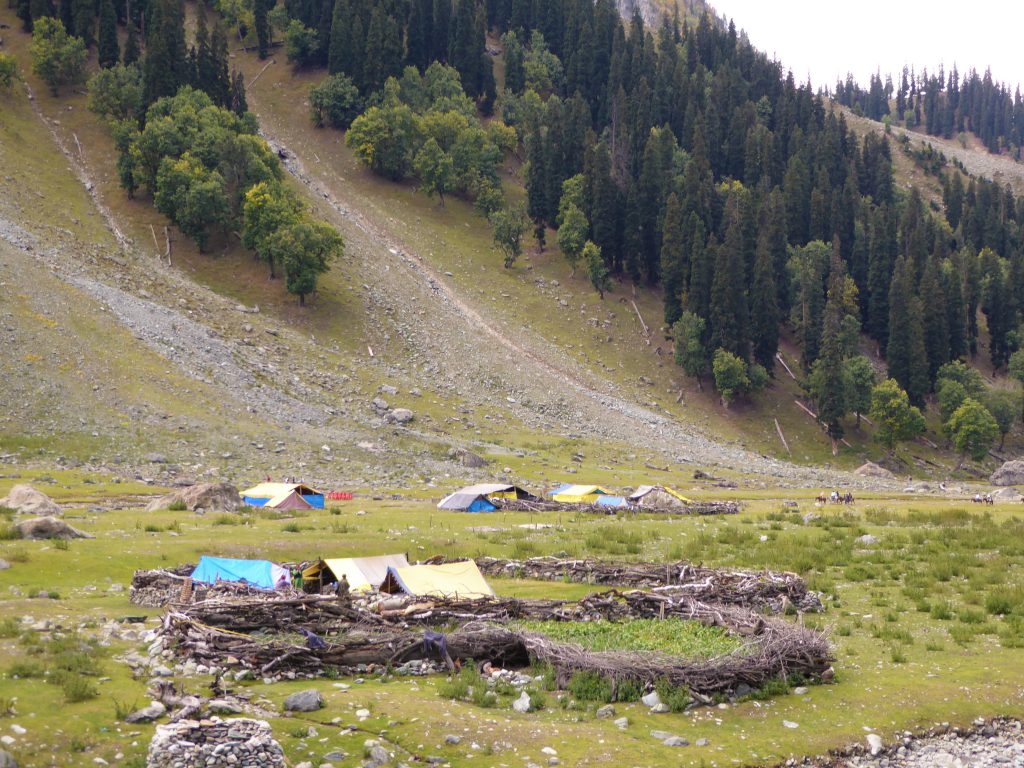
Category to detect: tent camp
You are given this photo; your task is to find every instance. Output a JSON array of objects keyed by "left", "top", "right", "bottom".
[
  {"left": 628, "top": 485, "right": 693, "bottom": 511},
  {"left": 552, "top": 484, "right": 612, "bottom": 504},
  {"left": 301, "top": 554, "right": 410, "bottom": 592},
  {"left": 379, "top": 561, "right": 494, "bottom": 599},
  {"left": 190, "top": 556, "right": 289, "bottom": 590},
  {"left": 240, "top": 482, "right": 325, "bottom": 509},
  {"left": 437, "top": 483, "right": 537, "bottom": 512}
]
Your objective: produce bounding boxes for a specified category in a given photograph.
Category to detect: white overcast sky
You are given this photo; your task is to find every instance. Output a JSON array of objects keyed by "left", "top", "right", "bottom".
[{"left": 708, "top": 1, "right": 1024, "bottom": 92}]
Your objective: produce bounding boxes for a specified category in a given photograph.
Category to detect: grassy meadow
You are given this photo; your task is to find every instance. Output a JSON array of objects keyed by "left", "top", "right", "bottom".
[{"left": 1, "top": 469, "right": 1023, "bottom": 766}]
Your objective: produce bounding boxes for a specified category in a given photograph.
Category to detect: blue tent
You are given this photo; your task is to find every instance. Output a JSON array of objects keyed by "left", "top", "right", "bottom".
[
  {"left": 191, "top": 556, "right": 289, "bottom": 590},
  {"left": 595, "top": 495, "right": 629, "bottom": 508}
]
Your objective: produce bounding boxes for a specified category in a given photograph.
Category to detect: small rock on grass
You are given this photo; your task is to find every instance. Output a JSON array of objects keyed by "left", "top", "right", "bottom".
[
  {"left": 613, "top": 717, "right": 629, "bottom": 730},
  {"left": 0, "top": 749, "right": 17, "bottom": 768},
  {"left": 595, "top": 704, "right": 616, "bottom": 719},
  {"left": 663, "top": 736, "right": 689, "bottom": 747}
]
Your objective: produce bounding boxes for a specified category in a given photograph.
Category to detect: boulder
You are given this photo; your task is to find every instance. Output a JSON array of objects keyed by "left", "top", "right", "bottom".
[
  {"left": 866, "top": 734, "right": 883, "bottom": 756},
  {"left": 0, "top": 560, "right": 9, "bottom": 571},
  {"left": 448, "top": 448, "right": 487, "bottom": 468},
  {"left": 854, "top": 461, "right": 894, "bottom": 479},
  {"left": 990, "top": 460, "right": 1024, "bottom": 486},
  {"left": 145, "top": 483, "right": 241, "bottom": 513},
  {"left": 0, "top": 749, "right": 16, "bottom": 768},
  {"left": 386, "top": 408, "right": 415, "bottom": 425},
  {"left": 511, "top": 691, "right": 532, "bottom": 713},
  {"left": 856, "top": 534, "right": 879, "bottom": 546},
  {"left": 15, "top": 516, "right": 92, "bottom": 540},
  {"left": 125, "top": 701, "right": 167, "bottom": 723},
  {"left": 0, "top": 484, "right": 61, "bottom": 516},
  {"left": 283, "top": 689, "right": 324, "bottom": 712},
  {"left": 640, "top": 691, "right": 662, "bottom": 708}
]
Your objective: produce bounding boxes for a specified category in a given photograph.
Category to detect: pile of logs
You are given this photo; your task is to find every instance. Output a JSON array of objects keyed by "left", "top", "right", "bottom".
[{"left": 472, "top": 557, "right": 823, "bottom": 613}]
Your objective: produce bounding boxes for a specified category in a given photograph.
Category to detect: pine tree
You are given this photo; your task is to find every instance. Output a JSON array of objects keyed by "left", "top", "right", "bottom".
[
  {"left": 709, "top": 198, "right": 749, "bottom": 360},
  {"left": 945, "top": 262, "right": 968, "bottom": 361},
  {"left": 327, "top": 0, "right": 349, "bottom": 75},
  {"left": 254, "top": 0, "right": 272, "bottom": 59},
  {"left": 210, "top": 21, "right": 231, "bottom": 107},
  {"left": 123, "top": 21, "right": 140, "bottom": 66},
  {"left": 29, "top": 0, "right": 54, "bottom": 25},
  {"left": 193, "top": 2, "right": 215, "bottom": 94},
  {"left": 886, "top": 256, "right": 930, "bottom": 407},
  {"left": 749, "top": 211, "right": 780, "bottom": 371},
  {"left": 97, "top": 0, "right": 119, "bottom": 67},
  {"left": 59, "top": 0, "right": 74, "bottom": 35},
  {"left": 142, "top": 0, "right": 187, "bottom": 106},
  {"left": 230, "top": 70, "right": 248, "bottom": 114},
  {"left": 660, "top": 192, "right": 686, "bottom": 327},
  {"left": 811, "top": 243, "right": 850, "bottom": 452},
  {"left": 72, "top": 0, "right": 94, "bottom": 47},
  {"left": 919, "top": 258, "right": 950, "bottom": 385},
  {"left": 431, "top": 0, "right": 451, "bottom": 63}
]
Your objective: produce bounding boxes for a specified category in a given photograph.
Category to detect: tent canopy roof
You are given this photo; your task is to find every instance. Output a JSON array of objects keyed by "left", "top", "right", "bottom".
[
  {"left": 303, "top": 554, "right": 410, "bottom": 591},
  {"left": 628, "top": 485, "right": 693, "bottom": 504},
  {"left": 190, "top": 556, "right": 288, "bottom": 590},
  {"left": 240, "top": 482, "right": 322, "bottom": 498},
  {"left": 437, "top": 483, "right": 535, "bottom": 510},
  {"left": 381, "top": 561, "right": 494, "bottom": 599},
  {"left": 552, "top": 484, "right": 611, "bottom": 500},
  {"left": 266, "top": 489, "right": 314, "bottom": 509}
]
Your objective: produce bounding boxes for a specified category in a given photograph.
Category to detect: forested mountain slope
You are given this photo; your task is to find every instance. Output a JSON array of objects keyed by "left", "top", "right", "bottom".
[{"left": 1, "top": 0, "right": 1022, "bottom": 483}]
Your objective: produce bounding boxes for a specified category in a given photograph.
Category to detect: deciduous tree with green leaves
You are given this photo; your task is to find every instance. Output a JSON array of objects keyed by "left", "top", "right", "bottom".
[
  {"left": 413, "top": 138, "right": 455, "bottom": 206},
  {"left": 491, "top": 204, "right": 528, "bottom": 268},
  {"left": 0, "top": 53, "right": 20, "bottom": 89},
  {"left": 712, "top": 348, "right": 750, "bottom": 408},
  {"left": 869, "top": 378, "right": 925, "bottom": 451},
  {"left": 153, "top": 153, "right": 229, "bottom": 252},
  {"left": 583, "top": 240, "right": 610, "bottom": 298},
  {"left": 946, "top": 397, "right": 999, "bottom": 463},
  {"left": 983, "top": 390, "right": 1017, "bottom": 450},
  {"left": 672, "top": 311, "right": 707, "bottom": 386},
  {"left": 29, "top": 17, "right": 87, "bottom": 95},
  {"left": 556, "top": 203, "right": 588, "bottom": 276},
  {"left": 844, "top": 356, "right": 876, "bottom": 428}
]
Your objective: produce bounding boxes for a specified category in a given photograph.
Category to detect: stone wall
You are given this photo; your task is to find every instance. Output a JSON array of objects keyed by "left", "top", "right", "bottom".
[{"left": 146, "top": 718, "right": 286, "bottom": 768}]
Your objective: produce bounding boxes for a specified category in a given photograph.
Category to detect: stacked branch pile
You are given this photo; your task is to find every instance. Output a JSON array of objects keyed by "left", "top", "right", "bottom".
[{"left": 472, "top": 557, "right": 823, "bottom": 612}]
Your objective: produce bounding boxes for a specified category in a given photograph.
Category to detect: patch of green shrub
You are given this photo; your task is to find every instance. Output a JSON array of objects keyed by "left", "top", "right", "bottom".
[
  {"left": 62, "top": 675, "right": 99, "bottom": 703},
  {"left": 167, "top": 500, "right": 187, "bottom": 511},
  {"left": 614, "top": 678, "right": 643, "bottom": 702},
  {"left": 567, "top": 670, "right": 613, "bottom": 703},
  {"left": 654, "top": 678, "right": 691, "bottom": 712}
]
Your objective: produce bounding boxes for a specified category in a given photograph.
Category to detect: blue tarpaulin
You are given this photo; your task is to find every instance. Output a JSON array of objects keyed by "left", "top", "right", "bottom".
[
  {"left": 547, "top": 483, "right": 574, "bottom": 496},
  {"left": 191, "top": 556, "right": 289, "bottom": 590},
  {"left": 595, "top": 495, "right": 628, "bottom": 508}
]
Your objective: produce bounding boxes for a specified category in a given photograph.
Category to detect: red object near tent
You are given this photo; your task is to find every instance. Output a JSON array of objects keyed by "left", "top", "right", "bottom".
[{"left": 328, "top": 492, "right": 353, "bottom": 501}]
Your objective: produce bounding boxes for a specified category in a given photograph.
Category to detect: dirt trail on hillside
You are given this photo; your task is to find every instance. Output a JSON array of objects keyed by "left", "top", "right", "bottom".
[{"left": 257, "top": 125, "right": 858, "bottom": 484}]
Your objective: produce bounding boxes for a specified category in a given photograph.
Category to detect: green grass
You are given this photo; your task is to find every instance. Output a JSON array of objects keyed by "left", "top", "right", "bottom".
[{"left": 515, "top": 618, "right": 744, "bottom": 658}]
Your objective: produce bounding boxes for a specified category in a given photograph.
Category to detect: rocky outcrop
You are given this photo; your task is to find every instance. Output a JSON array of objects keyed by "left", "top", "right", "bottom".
[
  {"left": 15, "top": 516, "right": 92, "bottom": 540},
  {"left": 990, "top": 460, "right": 1024, "bottom": 486},
  {"left": 853, "top": 461, "right": 895, "bottom": 479},
  {"left": 145, "top": 483, "right": 241, "bottom": 513},
  {"left": 0, "top": 484, "right": 62, "bottom": 516},
  {"left": 449, "top": 447, "right": 487, "bottom": 468}
]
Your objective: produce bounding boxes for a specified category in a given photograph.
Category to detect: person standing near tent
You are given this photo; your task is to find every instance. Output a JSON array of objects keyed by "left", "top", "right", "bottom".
[
  {"left": 291, "top": 567, "right": 303, "bottom": 590},
  {"left": 335, "top": 573, "right": 350, "bottom": 606}
]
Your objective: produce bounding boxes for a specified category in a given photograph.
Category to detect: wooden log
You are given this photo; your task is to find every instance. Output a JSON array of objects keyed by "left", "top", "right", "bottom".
[{"left": 774, "top": 418, "right": 791, "bottom": 455}]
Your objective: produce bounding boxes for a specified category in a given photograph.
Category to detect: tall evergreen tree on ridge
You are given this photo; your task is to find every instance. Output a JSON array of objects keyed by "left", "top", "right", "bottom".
[{"left": 887, "top": 255, "right": 929, "bottom": 407}]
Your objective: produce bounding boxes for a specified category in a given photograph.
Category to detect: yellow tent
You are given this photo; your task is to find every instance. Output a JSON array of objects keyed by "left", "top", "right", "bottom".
[
  {"left": 552, "top": 484, "right": 612, "bottom": 504},
  {"left": 302, "top": 554, "right": 410, "bottom": 592},
  {"left": 380, "top": 561, "right": 494, "bottom": 599}
]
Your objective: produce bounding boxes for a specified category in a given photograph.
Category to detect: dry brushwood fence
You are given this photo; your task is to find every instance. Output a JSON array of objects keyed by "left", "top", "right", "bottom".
[
  {"left": 153, "top": 587, "right": 832, "bottom": 695},
  {"left": 471, "top": 557, "right": 823, "bottom": 613},
  {"left": 495, "top": 498, "right": 740, "bottom": 515}
]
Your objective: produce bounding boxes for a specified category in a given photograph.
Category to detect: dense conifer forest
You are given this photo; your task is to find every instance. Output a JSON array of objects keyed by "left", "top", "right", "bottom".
[{"left": 16, "top": 0, "right": 1024, "bottom": 455}]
